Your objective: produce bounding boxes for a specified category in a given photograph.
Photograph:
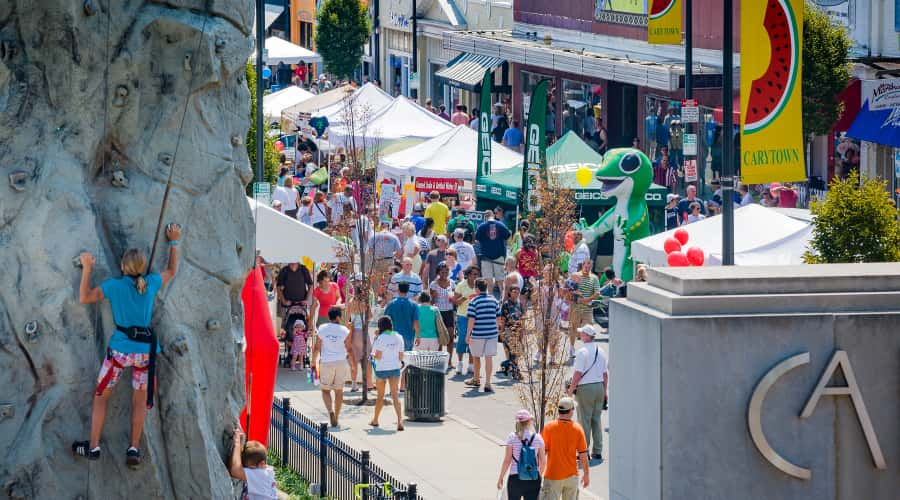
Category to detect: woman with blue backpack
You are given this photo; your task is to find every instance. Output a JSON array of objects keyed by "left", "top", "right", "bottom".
[{"left": 497, "top": 409, "right": 546, "bottom": 499}]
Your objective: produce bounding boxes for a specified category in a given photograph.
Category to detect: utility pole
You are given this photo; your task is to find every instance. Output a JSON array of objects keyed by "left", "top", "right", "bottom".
[
  {"left": 256, "top": 0, "right": 265, "bottom": 184},
  {"left": 721, "top": 0, "right": 735, "bottom": 265}
]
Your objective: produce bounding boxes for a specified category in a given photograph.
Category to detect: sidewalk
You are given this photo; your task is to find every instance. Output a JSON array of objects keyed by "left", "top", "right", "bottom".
[{"left": 275, "top": 369, "right": 606, "bottom": 500}]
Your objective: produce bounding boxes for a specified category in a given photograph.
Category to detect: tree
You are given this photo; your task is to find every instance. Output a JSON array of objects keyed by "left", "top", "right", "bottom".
[
  {"left": 804, "top": 172, "right": 900, "bottom": 263},
  {"left": 245, "top": 62, "right": 280, "bottom": 192},
  {"left": 802, "top": 1, "right": 853, "bottom": 138},
  {"left": 315, "top": 0, "right": 371, "bottom": 79}
]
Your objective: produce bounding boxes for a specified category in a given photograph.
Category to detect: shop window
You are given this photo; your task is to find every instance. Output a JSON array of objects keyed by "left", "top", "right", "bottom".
[
  {"left": 299, "top": 22, "right": 313, "bottom": 49},
  {"left": 561, "top": 79, "right": 601, "bottom": 143}
]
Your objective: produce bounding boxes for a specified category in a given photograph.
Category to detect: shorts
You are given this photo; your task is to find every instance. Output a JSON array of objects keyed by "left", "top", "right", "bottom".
[
  {"left": 417, "top": 338, "right": 441, "bottom": 351},
  {"left": 455, "top": 315, "right": 469, "bottom": 354},
  {"left": 481, "top": 257, "right": 505, "bottom": 280},
  {"left": 318, "top": 361, "right": 349, "bottom": 391},
  {"left": 568, "top": 308, "right": 593, "bottom": 338},
  {"left": 440, "top": 309, "right": 456, "bottom": 331},
  {"left": 469, "top": 337, "right": 498, "bottom": 357},
  {"left": 375, "top": 368, "right": 401, "bottom": 379},
  {"left": 538, "top": 475, "right": 579, "bottom": 500},
  {"left": 96, "top": 350, "right": 150, "bottom": 391}
]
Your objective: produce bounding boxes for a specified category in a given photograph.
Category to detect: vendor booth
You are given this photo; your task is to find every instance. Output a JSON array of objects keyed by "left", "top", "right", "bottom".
[
  {"left": 247, "top": 197, "right": 347, "bottom": 264},
  {"left": 255, "top": 36, "right": 321, "bottom": 64},
  {"left": 311, "top": 83, "right": 393, "bottom": 127},
  {"left": 281, "top": 84, "right": 354, "bottom": 133},
  {"left": 631, "top": 204, "right": 812, "bottom": 267},
  {"left": 263, "top": 86, "right": 314, "bottom": 122},
  {"left": 328, "top": 96, "right": 453, "bottom": 148}
]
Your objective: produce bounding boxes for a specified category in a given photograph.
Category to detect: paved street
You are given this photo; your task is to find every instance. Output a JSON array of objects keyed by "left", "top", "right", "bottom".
[{"left": 275, "top": 332, "right": 610, "bottom": 500}]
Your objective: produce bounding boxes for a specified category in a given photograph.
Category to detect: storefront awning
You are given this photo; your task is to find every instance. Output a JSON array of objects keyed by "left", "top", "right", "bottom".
[
  {"left": 435, "top": 53, "right": 505, "bottom": 92},
  {"left": 847, "top": 101, "right": 900, "bottom": 149}
]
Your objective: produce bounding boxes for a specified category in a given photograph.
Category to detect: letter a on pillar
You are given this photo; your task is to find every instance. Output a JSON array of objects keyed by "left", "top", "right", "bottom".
[{"left": 800, "top": 350, "right": 886, "bottom": 470}]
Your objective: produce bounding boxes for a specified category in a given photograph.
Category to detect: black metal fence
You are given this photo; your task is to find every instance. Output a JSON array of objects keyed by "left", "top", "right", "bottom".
[{"left": 269, "top": 397, "right": 424, "bottom": 500}]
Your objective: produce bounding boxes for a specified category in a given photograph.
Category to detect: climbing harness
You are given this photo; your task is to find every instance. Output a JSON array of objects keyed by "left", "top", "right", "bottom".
[{"left": 93, "top": 326, "right": 159, "bottom": 409}]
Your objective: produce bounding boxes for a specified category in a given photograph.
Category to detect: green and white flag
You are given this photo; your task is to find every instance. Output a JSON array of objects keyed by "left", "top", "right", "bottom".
[
  {"left": 477, "top": 70, "right": 493, "bottom": 178},
  {"left": 521, "top": 79, "right": 549, "bottom": 214}
]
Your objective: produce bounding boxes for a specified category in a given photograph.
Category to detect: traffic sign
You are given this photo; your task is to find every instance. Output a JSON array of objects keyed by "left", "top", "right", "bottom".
[
  {"left": 682, "top": 106, "right": 700, "bottom": 124},
  {"left": 684, "top": 160, "right": 698, "bottom": 183},
  {"left": 253, "top": 182, "right": 271, "bottom": 206},
  {"left": 683, "top": 133, "right": 698, "bottom": 156},
  {"left": 682, "top": 99, "right": 698, "bottom": 107}
]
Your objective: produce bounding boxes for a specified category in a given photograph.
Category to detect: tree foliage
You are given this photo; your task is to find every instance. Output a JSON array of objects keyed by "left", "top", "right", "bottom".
[
  {"left": 802, "top": 1, "right": 853, "bottom": 138},
  {"left": 316, "top": 0, "right": 371, "bottom": 79},
  {"left": 245, "top": 62, "right": 280, "bottom": 192},
  {"left": 804, "top": 172, "right": 900, "bottom": 263}
]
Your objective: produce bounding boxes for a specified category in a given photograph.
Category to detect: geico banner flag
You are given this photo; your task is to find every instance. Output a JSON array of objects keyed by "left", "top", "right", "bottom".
[
  {"left": 521, "top": 79, "right": 549, "bottom": 214},
  {"left": 740, "top": 0, "right": 806, "bottom": 184},
  {"left": 648, "top": 0, "right": 682, "bottom": 45},
  {"left": 477, "top": 70, "right": 493, "bottom": 179}
]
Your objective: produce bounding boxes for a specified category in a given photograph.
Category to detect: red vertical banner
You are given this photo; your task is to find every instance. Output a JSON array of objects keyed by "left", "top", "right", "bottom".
[{"left": 240, "top": 266, "right": 279, "bottom": 445}]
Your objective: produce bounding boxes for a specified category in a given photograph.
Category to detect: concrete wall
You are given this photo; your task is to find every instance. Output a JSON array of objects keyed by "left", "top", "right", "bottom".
[{"left": 610, "top": 264, "right": 900, "bottom": 500}]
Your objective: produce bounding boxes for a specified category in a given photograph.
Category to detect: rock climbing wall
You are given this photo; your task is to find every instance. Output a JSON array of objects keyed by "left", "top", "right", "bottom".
[{"left": 0, "top": 1, "right": 254, "bottom": 498}]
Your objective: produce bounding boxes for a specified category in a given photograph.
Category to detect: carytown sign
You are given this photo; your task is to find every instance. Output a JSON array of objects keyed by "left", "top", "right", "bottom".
[{"left": 748, "top": 350, "right": 887, "bottom": 480}]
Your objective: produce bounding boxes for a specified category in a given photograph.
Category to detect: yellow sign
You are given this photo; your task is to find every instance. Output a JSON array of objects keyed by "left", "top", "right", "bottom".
[
  {"left": 740, "top": 0, "right": 806, "bottom": 184},
  {"left": 596, "top": 0, "right": 645, "bottom": 14},
  {"left": 648, "top": 0, "right": 682, "bottom": 45}
]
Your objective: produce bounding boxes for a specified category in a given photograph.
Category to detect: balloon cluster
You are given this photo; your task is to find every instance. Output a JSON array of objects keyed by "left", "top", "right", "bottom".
[
  {"left": 274, "top": 140, "right": 284, "bottom": 152},
  {"left": 664, "top": 228, "right": 705, "bottom": 267}
]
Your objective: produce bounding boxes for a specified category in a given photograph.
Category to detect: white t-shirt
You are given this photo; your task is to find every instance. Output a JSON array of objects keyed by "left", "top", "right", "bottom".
[
  {"left": 303, "top": 163, "right": 318, "bottom": 187},
  {"left": 451, "top": 241, "right": 476, "bottom": 271},
  {"left": 245, "top": 466, "right": 278, "bottom": 500},
  {"left": 317, "top": 322, "right": 349, "bottom": 363},
  {"left": 329, "top": 193, "right": 357, "bottom": 224},
  {"left": 309, "top": 202, "right": 328, "bottom": 226},
  {"left": 272, "top": 186, "right": 298, "bottom": 212},
  {"left": 574, "top": 343, "right": 607, "bottom": 385},
  {"left": 372, "top": 332, "right": 404, "bottom": 371},
  {"left": 569, "top": 241, "right": 590, "bottom": 276},
  {"left": 505, "top": 430, "right": 545, "bottom": 475}
]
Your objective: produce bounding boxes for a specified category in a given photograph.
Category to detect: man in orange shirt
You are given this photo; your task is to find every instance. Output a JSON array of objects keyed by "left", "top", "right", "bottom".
[{"left": 538, "top": 397, "right": 589, "bottom": 500}]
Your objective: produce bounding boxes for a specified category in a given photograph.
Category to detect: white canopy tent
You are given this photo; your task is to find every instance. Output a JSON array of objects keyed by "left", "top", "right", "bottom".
[
  {"left": 247, "top": 197, "right": 347, "bottom": 263},
  {"left": 377, "top": 125, "right": 523, "bottom": 179},
  {"left": 263, "top": 86, "right": 314, "bottom": 122},
  {"left": 631, "top": 204, "right": 813, "bottom": 267},
  {"left": 327, "top": 96, "right": 453, "bottom": 147},
  {"left": 254, "top": 36, "right": 321, "bottom": 64},
  {"left": 311, "top": 83, "right": 393, "bottom": 126}
]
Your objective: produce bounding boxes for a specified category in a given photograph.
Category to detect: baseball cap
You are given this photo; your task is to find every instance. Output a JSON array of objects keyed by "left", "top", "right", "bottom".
[
  {"left": 558, "top": 397, "right": 576, "bottom": 412},
  {"left": 515, "top": 409, "right": 534, "bottom": 422},
  {"left": 413, "top": 203, "right": 424, "bottom": 212},
  {"left": 577, "top": 325, "right": 599, "bottom": 338},
  {"left": 666, "top": 193, "right": 680, "bottom": 203}
]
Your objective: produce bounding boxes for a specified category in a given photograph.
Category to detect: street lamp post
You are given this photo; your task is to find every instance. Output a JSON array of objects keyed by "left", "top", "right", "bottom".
[
  {"left": 411, "top": 0, "right": 417, "bottom": 99},
  {"left": 256, "top": 0, "right": 265, "bottom": 185},
  {"left": 721, "top": 0, "right": 735, "bottom": 265}
]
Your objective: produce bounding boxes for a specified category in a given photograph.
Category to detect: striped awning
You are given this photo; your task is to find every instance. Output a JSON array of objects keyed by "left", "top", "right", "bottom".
[{"left": 435, "top": 53, "right": 505, "bottom": 92}]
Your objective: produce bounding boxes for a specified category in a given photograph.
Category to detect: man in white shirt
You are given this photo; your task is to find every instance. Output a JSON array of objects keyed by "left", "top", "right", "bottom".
[
  {"left": 451, "top": 229, "right": 476, "bottom": 273},
  {"left": 311, "top": 307, "right": 351, "bottom": 427},
  {"left": 566, "top": 325, "right": 608, "bottom": 461},
  {"left": 272, "top": 177, "right": 299, "bottom": 217},
  {"left": 329, "top": 185, "right": 358, "bottom": 225},
  {"left": 568, "top": 231, "right": 591, "bottom": 278}
]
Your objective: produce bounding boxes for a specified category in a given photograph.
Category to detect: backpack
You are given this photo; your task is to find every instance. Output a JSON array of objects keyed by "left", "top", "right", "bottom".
[{"left": 513, "top": 434, "right": 539, "bottom": 481}]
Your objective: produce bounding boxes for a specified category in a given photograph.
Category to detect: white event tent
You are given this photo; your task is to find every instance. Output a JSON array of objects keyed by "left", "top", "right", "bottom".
[
  {"left": 263, "top": 86, "right": 314, "bottom": 122},
  {"left": 378, "top": 125, "right": 523, "bottom": 179},
  {"left": 311, "top": 83, "right": 393, "bottom": 126},
  {"left": 328, "top": 96, "right": 453, "bottom": 147},
  {"left": 256, "top": 36, "right": 321, "bottom": 64},
  {"left": 631, "top": 204, "right": 813, "bottom": 267},
  {"left": 247, "top": 197, "right": 346, "bottom": 263}
]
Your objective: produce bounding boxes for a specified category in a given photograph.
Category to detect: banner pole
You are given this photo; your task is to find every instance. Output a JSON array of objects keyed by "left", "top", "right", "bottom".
[{"left": 722, "top": 0, "right": 735, "bottom": 265}]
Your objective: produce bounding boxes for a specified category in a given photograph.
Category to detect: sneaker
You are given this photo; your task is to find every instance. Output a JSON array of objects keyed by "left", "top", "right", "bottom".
[
  {"left": 72, "top": 441, "right": 100, "bottom": 460},
  {"left": 590, "top": 453, "right": 603, "bottom": 462},
  {"left": 483, "top": 386, "right": 494, "bottom": 393},
  {"left": 329, "top": 411, "right": 338, "bottom": 427},
  {"left": 126, "top": 447, "right": 141, "bottom": 469},
  {"left": 455, "top": 366, "right": 464, "bottom": 376}
]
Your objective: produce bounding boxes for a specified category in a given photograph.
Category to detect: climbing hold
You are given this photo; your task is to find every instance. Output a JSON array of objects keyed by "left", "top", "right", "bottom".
[
  {"left": 8, "top": 172, "right": 27, "bottom": 192},
  {"left": 111, "top": 170, "right": 129, "bottom": 188},
  {"left": 158, "top": 152, "right": 173, "bottom": 166},
  {"left": 170, "top": 337, "right": 189, "bottom": 356},
  {"left": 24, "top": 321, "right": 39, "bottom": 343},
  {"left": 112, "top": 85, "right": 129, "bottom": 107},
  {"left": 206, "top": 319, "right": 222, "bottom": 331},
  {"left": 215, "top": 39, "right": 226, "bottom": 53},
  {"left": 231, "top": 135, "right": 243, "bottom": 147},
  {"left": 0, "top": 40, "right": 16, "bottom": 61},
  {"left": 83, "top": 0, "right": 96, "bottom": 16},
  {"left": 0, "top": 404, "right": 13, "bottom": 420},
  {"left": 72, "top": 255, "right": 83, "bottom": 268},
  {"left": 235, "top": 242, "right": 244, "bottom": 255},
  {"left": 182, "top": 52, "right": 192, "bottom": 71}
]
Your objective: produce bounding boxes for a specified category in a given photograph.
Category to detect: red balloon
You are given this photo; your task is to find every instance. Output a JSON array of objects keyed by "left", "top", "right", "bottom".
[
  {"left": 274, "top": 140, "right": 285, "bottom": 152},
  {"left": 686, "top": 247, "right": 705, "bottom": 266},
  {"left": 240, "top": 267, "right": 279, "bottom": 446},
  {"left": 667, "top": 251, "right": 690, "bottom": 267},
  {"left": 674, "top": 228, "right": 690, "bottom": 246},
  {"left": 663, "top": 237, "right": 682, "bottom": 255},
  {"left": 564, "top": 231, "right": 575, "bottom": 252}
]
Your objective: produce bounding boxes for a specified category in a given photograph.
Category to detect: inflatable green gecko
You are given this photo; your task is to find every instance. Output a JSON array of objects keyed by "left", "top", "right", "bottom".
[{"left": 576, "top": 148, "right": 652, "bottom": 283}]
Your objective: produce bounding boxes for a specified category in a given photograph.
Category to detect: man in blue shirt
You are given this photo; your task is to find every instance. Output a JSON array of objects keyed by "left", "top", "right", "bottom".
[
  {"left": 502, "top": 120, "right": 524, "bottom": 152},
  {"left": 385, "top": 281, "right": 420, "bottom": 352},
  {"left": 475, "top": 212, "right": 511, "bottom": 294},
  {"left": 407, "top": 203, "right": 426, "bottom": 233},
  {"left": 465, "top": 278, "right": 501, "bottom": 393}
]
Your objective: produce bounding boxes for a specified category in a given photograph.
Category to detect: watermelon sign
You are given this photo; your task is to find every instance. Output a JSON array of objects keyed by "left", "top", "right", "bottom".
[
  {"left": 740, "top": 0, "right": 806, "bottom": 184},
  {"left": 647, "top": 0, "right": 681, "bottom": 45}
]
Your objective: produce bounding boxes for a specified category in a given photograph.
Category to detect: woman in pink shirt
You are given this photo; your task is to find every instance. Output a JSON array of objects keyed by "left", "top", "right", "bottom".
[{"left": 310, "top": 269, "right": 343, "bottom": 330}]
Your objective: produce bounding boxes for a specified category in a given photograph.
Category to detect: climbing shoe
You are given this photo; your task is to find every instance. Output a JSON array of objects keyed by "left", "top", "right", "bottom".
[
  {"left": 72, "top": 441, "right": 100, "bottom": 460},
  {"left": 126, "top": 447, "right": 141, "bottom": 469}
]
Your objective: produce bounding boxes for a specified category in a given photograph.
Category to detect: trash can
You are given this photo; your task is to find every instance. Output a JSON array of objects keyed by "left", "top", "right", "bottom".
[{"left": 403, "top": 351, "right": 449, "bottom": 421}]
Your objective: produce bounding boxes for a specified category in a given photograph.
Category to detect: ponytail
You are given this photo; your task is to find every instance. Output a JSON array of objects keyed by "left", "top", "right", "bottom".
[
  {"left": 135, "top": 275, "right": 148, "bottom": 295},
  {"left": 121, "top": 248, "right": 149, "bottom": 294}
]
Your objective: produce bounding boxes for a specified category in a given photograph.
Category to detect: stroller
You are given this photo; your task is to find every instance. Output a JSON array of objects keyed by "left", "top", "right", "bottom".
[{"left": 281, "top": 304, "right": 309, "bottom": 369}]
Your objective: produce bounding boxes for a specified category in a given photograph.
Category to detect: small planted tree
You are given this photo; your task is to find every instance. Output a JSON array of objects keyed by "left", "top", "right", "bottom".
[
  {"left": 315, "top": 0, "right": 372, "bottom": 80},
  {"left": 804, "top": 172, "right": 900, "bottom": 263},
  {"left": 802, "top": 1, "right": 852, "bottom": 139},
  {"left": 245, "top": 62, "right": 280, "bottom": 191}
]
